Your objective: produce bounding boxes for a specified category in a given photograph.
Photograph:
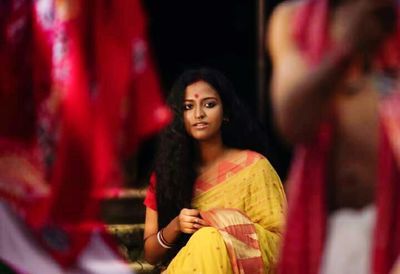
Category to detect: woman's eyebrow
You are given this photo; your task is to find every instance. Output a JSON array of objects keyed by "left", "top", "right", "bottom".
[{"left": 202, "top": 97, "right": 218, "bottom": 101}]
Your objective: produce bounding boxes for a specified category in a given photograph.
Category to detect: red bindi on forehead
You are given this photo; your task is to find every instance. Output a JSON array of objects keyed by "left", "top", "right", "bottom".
[{"left": 194, "top": 93, "right": 199, "bottom": 98}]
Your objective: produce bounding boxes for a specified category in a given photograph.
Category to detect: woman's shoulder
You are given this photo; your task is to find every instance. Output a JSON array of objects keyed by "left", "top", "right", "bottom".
[
  {"left": 240, "top": 151, "right": 283, "bottom": 186},
  {"left": 234, "top": 149, "right": 280, "bottom": 173},
  {"left": 227, "top": 149, "right": 266, "bottom": 166},
  {"left": 242, "top": 149, "right": 264, "bottom": 158}
]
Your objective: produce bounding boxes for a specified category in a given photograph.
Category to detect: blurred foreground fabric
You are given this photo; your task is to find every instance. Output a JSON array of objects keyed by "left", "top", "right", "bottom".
[{"left": 0, "top": 0, "right": 170, "bottom": 271}]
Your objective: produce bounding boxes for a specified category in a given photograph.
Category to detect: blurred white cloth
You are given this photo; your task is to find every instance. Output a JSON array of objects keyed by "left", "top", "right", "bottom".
[
  {"left": 320, "top": 205, "right": 375, "bottom": 274},
  {"left": 0, "top": 201, "right": 134, "bottom": 274}
]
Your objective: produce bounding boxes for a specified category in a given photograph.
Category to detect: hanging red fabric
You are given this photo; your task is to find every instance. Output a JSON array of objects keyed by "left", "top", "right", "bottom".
[{"left": 0, "top": 0, "right": 171, "bottom": 268}]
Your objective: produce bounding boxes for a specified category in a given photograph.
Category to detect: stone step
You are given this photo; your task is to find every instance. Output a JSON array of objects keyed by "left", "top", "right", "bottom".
[
  {"left": 107, "top": 224, "right": 157, "bottom": 273},
  {"left": 128, "top": 262, "right": 159, "bottom": 274},
  {"left": 100, "top": 188, "right": 147, "bottom": 225},
  {"left": 102, "top": 188, "right": 158, "bottom": 272}
]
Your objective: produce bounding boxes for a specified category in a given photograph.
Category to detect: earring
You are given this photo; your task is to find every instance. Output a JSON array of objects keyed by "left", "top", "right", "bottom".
[{"left": 223, "top": 117, "right": 230, "bottom": 123}]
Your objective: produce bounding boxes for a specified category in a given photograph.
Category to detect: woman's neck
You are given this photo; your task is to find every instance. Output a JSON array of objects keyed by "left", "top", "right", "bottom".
[{"left": 197, "top": 136, "right": 226, "bottom": 167}]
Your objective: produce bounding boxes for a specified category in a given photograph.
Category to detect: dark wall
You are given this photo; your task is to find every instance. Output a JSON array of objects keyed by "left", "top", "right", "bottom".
[
  {"left": 133, "top": 0, "right": 291, "bottom": 186},
  {"left": 143, "top": 0, "right": 258, "bottom": 113}
]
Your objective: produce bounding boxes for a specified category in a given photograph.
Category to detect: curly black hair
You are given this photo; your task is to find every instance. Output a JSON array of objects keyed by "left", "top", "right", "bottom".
[{"left": 154, "top": 67, "right": 267, "bottom": 262}]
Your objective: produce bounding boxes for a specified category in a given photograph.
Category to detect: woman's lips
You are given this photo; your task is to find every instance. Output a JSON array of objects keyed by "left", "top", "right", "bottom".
[{"left": 193, "top": 122, "right": 208, "bottom": 129}]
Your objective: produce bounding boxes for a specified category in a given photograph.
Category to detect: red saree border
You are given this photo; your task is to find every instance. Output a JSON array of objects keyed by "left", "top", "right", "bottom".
[{"left": 201, "top": 208, "right": 265, "bottom": 274}]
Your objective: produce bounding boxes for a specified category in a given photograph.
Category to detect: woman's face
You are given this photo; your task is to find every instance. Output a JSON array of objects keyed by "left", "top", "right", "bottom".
[{"left": 183, "top": 80, "right": 224, "bottom": 142}]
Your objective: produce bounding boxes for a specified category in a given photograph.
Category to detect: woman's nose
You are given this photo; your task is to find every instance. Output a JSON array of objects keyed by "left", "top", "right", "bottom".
[{"left": 194, "top": 106, "right": 205, "bottom": 119}]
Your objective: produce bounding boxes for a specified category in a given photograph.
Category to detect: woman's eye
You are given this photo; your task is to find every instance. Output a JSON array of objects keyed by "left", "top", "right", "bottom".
[
  {"left": 204, "top": 101, "right": 216, "bottom": 108},
  {"left": 183, "top": 104, "right": 193, "bottom": 110}
]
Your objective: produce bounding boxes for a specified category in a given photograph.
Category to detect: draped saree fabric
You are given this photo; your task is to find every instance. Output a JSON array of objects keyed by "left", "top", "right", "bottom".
[
  {"left": 0, "top": 0, "right": 170, "bottom": 270},
  {"left": 145, "top": 150, "right": 286, "bottom": 273},
  {"left": 200, "top": 208, "right": 265, "bottom": 274},
  {"left": 277, "top": 1, "right": 400, "bottom": 274}
]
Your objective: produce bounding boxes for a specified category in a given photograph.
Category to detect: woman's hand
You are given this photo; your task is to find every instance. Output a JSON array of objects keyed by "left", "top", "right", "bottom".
[
  {"left": 343, "top": 0, "right": 397, "bottom": 56},
  {"left": 178, "top": 208, "right": 208, "bottom": 234}
]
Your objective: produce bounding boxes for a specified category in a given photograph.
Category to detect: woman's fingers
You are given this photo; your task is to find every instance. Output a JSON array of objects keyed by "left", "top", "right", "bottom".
[
  {"left": 178, "top": 208, "right": 209, "bottom": 233},
  {"left": 194, "top": 217, "right": 208, "bottom": 226},
  {"left": 180, "top": 208, "right": 200, "bottom": 216},
  {"left": 180, "top": 220, "right": 197, "bottom": 233}
]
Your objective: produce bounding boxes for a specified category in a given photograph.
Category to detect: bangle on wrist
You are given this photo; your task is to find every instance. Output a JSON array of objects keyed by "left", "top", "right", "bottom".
[{"left": 157, "top": 228, "right": 174, "bottom": 249}]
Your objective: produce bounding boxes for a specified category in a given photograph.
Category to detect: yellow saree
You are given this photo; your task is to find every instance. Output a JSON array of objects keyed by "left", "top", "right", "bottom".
[{"left": 166, "top": 150, "right": 286, "bottom": 274}]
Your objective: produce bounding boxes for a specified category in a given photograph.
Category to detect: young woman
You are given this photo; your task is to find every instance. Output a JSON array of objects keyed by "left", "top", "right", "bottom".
[{"left": 143, "top": 68, "right": 286, "bottom": 273}]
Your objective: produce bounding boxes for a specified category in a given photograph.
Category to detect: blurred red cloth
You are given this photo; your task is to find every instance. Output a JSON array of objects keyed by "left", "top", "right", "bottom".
[{"left": 0, "top": 0, "right": 170, "bottom": 267}]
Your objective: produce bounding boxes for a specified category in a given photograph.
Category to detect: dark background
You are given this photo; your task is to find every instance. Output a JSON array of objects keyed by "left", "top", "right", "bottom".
[{"left": 132, "top": 0, "right": 291, "bottom": 186}]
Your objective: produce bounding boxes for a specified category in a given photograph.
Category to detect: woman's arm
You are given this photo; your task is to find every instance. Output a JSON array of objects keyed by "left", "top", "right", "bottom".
[
  {"left": 143, "top": 207, "right": 179, "bottom": 265},
  {"left": 143, "top": 207, "right": 208, "bottom": 264}
]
